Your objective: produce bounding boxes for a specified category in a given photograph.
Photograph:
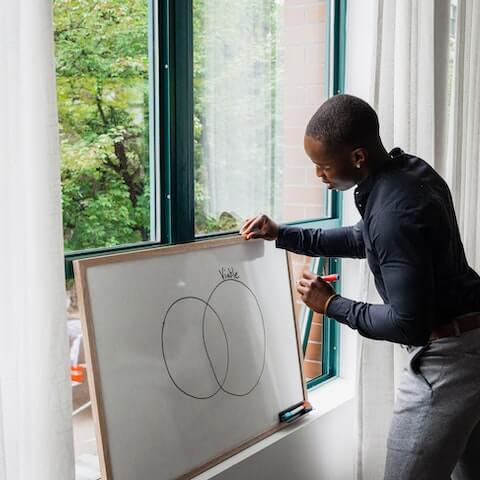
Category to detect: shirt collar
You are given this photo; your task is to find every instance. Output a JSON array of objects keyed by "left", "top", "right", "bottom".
[{"left": 353, "top": 147, "right": 404, "bottom": 216}]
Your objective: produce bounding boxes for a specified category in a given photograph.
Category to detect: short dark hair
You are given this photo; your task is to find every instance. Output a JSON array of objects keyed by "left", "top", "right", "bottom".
[{"left": 305, "top": 94, "right": 380, "bottom": 150}]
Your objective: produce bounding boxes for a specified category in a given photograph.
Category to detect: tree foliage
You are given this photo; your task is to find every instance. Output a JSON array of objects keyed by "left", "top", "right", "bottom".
[{"left": 54, "top": 0, "right": 150, "bottom": 251}]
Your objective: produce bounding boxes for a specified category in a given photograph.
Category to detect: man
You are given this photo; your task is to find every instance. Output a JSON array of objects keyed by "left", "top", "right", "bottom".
[{"left": 240, "top": 94, "right": 480, "bottom": 480}]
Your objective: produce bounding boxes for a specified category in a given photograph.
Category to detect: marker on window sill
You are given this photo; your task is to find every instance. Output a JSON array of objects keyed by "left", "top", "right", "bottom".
[
  {"left": 279, "top": 401, "right": 313, "bottom": 424},
  {"left": 321, "top": 273, "right": 340, "bottom": 282}
]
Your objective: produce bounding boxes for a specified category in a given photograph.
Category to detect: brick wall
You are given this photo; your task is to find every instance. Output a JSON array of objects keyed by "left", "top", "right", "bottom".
[{"left": 281, "top": 0, "right": 327, "bottom": 224}]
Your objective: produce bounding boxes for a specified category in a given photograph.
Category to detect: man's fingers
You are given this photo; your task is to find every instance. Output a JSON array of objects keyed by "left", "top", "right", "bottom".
[
  {"left": 296, "top": 284, "right": 308, "bottom": 296},
  {"left": 240, "top": 217, "right": 257, "bottom": 234},
  {"left": 241, "top": 217, "right": 263, "bottom": 236},
  {"left": 240, "top": 218, "right": 253, "bottom": 234},
  {"left": 246, "top": 230, "right": 261, "bottom": 240},
  {"left": 302, "top": 270, "right": 316, "bottom": 280},
  {"left": 297, "top": 278, "right": 311, "bottom": 288}
]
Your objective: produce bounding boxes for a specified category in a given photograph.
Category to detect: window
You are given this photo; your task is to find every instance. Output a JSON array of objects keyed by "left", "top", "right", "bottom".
[
  {"left": 193, "top": 0, "right": 331, "bottom": 236},
  {"left": 55, "top": 0, "right": 152, "bottom": 252},
  {"left": 56, "top": 0, "right": 345, "bottom": 471}
]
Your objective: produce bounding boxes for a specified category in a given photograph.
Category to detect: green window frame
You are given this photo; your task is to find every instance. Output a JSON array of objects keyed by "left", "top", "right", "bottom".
[
  {"left": 64, "top": 0, "right": 347, "bottom": 390},
  {"left": 295, "top": 0, "right": 346, "bottom": 389}
]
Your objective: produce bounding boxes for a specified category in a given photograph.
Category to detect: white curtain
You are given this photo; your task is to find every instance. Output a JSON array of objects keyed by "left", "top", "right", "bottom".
[
  {"left": 0, "top": 2, "right": 75, "bottom": 479},
  {"left": 371, "top": 0, "right": 450, "bottom": 167},
  {"left": 448, "top": 0, "right": 480, "bottom": 272},
  {"left": 347, "top": 0, "right": 450, "bottom": 478},
  {"left": 198, "top": 0, "right": 281, "bottom": 222}
]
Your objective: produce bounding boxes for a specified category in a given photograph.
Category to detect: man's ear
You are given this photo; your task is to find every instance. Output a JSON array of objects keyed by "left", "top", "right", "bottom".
[{"left": 351, "top": 147, "right": 368, "bottom": 169}]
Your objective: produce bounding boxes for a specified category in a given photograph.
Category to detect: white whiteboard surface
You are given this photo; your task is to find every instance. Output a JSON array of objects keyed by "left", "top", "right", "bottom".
[{"left": 74, "top": 237, "right": 306, "bottom": 480}]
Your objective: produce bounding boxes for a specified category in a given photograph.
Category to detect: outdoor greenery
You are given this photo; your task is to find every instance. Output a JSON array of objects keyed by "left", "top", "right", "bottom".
[
  {"left": 54, "top": 0, "right": 278, "bottom": 250},
  {"left": 55, "top": 0, "right": 150, "bottom": 251}
]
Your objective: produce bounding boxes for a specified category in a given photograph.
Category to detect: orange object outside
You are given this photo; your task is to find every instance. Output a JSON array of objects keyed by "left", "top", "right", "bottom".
[{"left": 71, "top": 364, "right": 85, "bottom": 383}]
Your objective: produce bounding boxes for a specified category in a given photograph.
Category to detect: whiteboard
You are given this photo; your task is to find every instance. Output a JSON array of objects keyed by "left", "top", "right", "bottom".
[{"left": 74, "top": 236, "right": 307, "bottom": 480}]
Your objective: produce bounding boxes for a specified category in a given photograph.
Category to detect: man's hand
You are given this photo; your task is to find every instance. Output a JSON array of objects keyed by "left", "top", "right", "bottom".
[
  {"left": 297, "top": 270, "right": 337, "bottom": 314},
  {"left": 240, "top": 214, "right": 279, "bottom": 241}
]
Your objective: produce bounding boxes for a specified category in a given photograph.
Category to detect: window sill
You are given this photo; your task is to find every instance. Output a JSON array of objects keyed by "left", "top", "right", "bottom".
[{"left": 193, "top": 376, "right": 355, "bottom": 479}]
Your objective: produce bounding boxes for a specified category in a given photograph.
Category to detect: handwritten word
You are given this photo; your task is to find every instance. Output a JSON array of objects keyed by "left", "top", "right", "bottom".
[{"left": 219, "top": 266, "right": 240, "bottom": 280}]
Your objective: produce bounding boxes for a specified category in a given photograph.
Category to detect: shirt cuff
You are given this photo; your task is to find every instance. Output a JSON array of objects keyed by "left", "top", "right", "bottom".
[
  {"left": 275, "top": 224, "right": 295, "bottom": 249},
  {"left": 325, "top": 295, "right": 355, "bottom": 324}
]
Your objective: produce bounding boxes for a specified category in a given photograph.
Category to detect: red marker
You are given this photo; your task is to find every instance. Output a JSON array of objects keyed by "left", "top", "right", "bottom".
[{"left": 321, "top": 273, "right": 340, "bottom": 282}]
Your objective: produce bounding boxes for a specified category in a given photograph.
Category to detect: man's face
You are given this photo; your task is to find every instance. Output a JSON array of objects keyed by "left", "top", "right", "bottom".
[{"left": 304, "top": 135, "right": 360, "bottom": 191}]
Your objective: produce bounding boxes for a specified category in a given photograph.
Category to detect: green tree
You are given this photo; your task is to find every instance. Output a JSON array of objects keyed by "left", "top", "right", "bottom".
[{"left": 54, "top": 0, "right": 150, "bottom": 251}]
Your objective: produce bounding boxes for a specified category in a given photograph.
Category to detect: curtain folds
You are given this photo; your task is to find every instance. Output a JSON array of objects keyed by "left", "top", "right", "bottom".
[
  {"left": 351, "top": 1, "right": 450, "bottom": 478},
  {"left": 449, "top": 0, "right": 480, "bottom": 271},
  {"left": 0, "top": 1, "right": 74, "bottom": 479}
]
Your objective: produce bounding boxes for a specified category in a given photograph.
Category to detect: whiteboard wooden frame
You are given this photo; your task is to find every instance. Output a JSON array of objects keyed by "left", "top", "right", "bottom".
[{"left": 74, "top": 236, "right": 308, "bottom": 480}]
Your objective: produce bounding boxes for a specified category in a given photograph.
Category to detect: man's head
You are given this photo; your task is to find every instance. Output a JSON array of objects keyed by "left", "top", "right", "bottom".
[{"left": 304, "top": 94, "right": 385, "bottom": 191}]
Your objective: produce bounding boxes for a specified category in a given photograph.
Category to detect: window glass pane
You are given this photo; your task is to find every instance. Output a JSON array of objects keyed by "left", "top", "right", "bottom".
[
  {"left": 193, "top": 0, "right": 330, "bottom": 236},
  {"left": 54, "top": 0, "right": 152, "bottom": 252}
]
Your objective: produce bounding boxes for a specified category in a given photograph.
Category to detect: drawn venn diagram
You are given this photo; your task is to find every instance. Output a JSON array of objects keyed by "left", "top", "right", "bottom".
[{"left": 161, "top": 278, "right": 266, "bottom": 399}]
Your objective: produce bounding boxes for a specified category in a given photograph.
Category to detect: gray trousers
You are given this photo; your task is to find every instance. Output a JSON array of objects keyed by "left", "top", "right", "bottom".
[{"left": 384, "top": 328, "right": 480, "bottom": 480}]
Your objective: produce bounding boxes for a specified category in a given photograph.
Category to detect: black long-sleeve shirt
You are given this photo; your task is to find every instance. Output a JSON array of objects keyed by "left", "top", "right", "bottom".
[{"left": 276, "top": 148, "right": 480, "bottom": 346}]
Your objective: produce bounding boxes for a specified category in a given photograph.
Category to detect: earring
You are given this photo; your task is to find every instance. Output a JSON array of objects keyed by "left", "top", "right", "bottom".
[{"left": 356, "top": 164, "right": 361, "bottom": 169}]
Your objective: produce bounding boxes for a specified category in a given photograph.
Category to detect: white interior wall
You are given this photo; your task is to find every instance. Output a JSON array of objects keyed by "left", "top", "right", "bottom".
[{"left": 208, "top": 400, "right": 355, "bottom": 480}]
